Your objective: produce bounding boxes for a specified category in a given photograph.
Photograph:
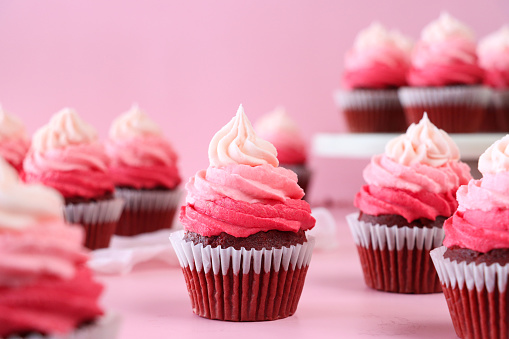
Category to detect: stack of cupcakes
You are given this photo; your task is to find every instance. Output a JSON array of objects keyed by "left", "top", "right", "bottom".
[
  {"left": 431, "top": 135, "right": 509, "bottom": 339},
  {"left": 336, "top": 22, "right": 412, "bottom": 132},
  {"left": 106, "top": 105, "right": 182, "bottom": 236},
  {"left": 348, "top": 113, "right": 472, "bottom": 293},
  {"left": 23, "top": 108, "right": 124, "bottom": 250},
  {"left": 254, "top": 106, "right": 312, "bottom": 195},
  {"left": 398, "top": 12, "right": 489, "bottom": 133},
  {"left": 0, "top": 157, "right": 119, "bottom": 338},
  {"left": 170, "top": 105, "right": 316, "bottom": 321}
]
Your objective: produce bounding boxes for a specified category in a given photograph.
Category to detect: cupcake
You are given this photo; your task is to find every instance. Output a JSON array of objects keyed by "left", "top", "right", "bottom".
[
  {"left": 348, "top": 113, "right": 472, "bottom": 293},
  {"left": 170, "top": 105, "right": 316, "bottom": 321},
  {"left": 254, "top": 106, "right": 312, "bottom": 195},
  {"left": 335, "top": 22, "right": 412, "bottom": 132},
  {"left": 0, "top": 158, "right": 119, "bottom": 338},
  {"left": 23, "top": 108, "right": 124, "bottom": 250},
  {"left": 399, "top": 12, "right": 490, "bottom": 133},
  {"left": 0, "top": 106, "right": 29, "bottom": 174},
  {"left": 431, "top": 135, "right": 509, "bottom": 339},
  {"left": 478, "top": 25, "right": 509, "bottom": 131},
  {"left": 106, "top": 104, "right": 182, "bottom": 236}
]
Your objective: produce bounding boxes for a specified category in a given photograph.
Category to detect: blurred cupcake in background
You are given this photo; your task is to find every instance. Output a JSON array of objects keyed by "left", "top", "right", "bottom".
[
  {"left": 399, "top": 12, "right": 489, "bottom": 133},
  {"left": 348, "top": 114, "right": 472, "bottom": 293},
  {"left": 0, "top": 106, "right": 29, "bottom": 174},
  {"left": 0, "top": 157, "right": 119, "bottom": 338},
  {"left": 23, "top": 108, "right": 124, "bottom": 250},
  {"left": 335, "top": 22, "right": 412, "bottom": 132},
  {"left": 106, "top": 104, "right": 182, "bottom": 236},
  {"left": 478, "top": 25, "right": 509, "bottom": 132},
  {"left": 431, "top": 135, "right": 509, "bottom": 339},
  {"left": 255, "top": 106, "right": 312, "bottom": 196}
]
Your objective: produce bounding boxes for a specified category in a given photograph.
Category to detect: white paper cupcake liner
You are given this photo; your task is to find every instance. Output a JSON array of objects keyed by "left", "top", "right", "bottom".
[
  {"left": 4, "top": 312, "right": 121, "bottom": 339},
  {"left": 114, "top": 188, "right": 183, "bottom": 212},
  {"left": 64, "top": 198, "right": 125, "bottom": 225},
  {"left": 346, "top": 212, "right": 444, "bottom": 251},
  {"left": 398, "top": 85, "right": 491, "bottom": 108},
  {"left": 169, "top": 230, "right": 315, "bottom": 275},
  {"left": 430, "top": 246, "right": 509, "bottom": 293},
  {"left": 333, "top": 89, "right": 402, "bottom": 110}
]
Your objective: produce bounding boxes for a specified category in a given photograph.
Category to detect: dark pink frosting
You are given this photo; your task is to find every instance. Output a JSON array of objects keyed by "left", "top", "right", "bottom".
[
  {"left": 343, "top": 62, "right": 408, "bottom": 89},
  {"left": 483, "top": 69, "right": 509, "bottom": 89},
  {"left": 180, "top": 164, "right": 315, "bottom": 237}
]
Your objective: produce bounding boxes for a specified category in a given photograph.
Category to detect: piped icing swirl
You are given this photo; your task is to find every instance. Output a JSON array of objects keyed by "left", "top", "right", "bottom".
[
  {"left": 0, "top": 158, "right": 103, "bottom": 337},
  {"left": 180, "top": 105, "right": 315, "bottom": 238},
  {"left": 355, "top": 114, "right": 471, "bottom": 222},
  {"left": 0, "top": 107, "right": 30, "bottom": 172},
  {"left": 407, "top": 12, "right": 484, "bottom": 86},
  {"left": 254, "top": 107, "right": 307, "bottom": 164},
  {"left": 106, "top": 105, "right": 181, "bottom": 189},
  {"left": 478, "top": 26, "right": 509, "bottom": 89},
  {"left": 444, "top": 135, "right": 509, "bottom": 252},
  {"left": 23, "top": 108, "right": 114, "bottom": 199},
  {"left": 343, "top": 22, "right": 413, "bottom": 89}
]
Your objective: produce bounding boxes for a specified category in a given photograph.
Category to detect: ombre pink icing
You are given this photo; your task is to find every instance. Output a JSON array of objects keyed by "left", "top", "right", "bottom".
[
  {"left": 407, "top": 13, "right": 483, "bottom": 86},
  {"left": 0, "top": 108, "right": 30, "bottom": 173},
  {"left": 255, "top": 107, "right": 307, "bottom": 164},
  {"left": 444, "top": 135, "right": 509, "bottom": 252},
  {"left": 180, "top": 105, "right": 315, "bottom": 238},
  {"left": 478, "top": 26, "right": 509, "bottom": 89},
  {"left": 342, "top": 22, "right": 412, "bottom": 89},
  {"left": 106, "top": 105, "right": 181, "bottom": 189},
  {"left": 23, "top": 108, "right": 114, "bottom": 198},
  {"left": 354, "top": 114, "right": 471, "bottom": 222}
]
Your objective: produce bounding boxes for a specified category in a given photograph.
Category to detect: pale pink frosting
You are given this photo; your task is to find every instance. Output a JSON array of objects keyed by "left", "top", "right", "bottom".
[
  {"left": 343, "top": 22, "right": 413, "bottom": 89},
  {"left": 385, "top": 113, "right": 460, "bottom": 167},
  {"left": 0, "top": 159, "right": 103, "bottom": 336},
  {"left": 478, "top": 26, "right": 509, "bottom": 89},
  {"left": 181, "top": 105, "right": 315, "bottom": 238},
  {"left": 23, "top": 108, "right": 114, "bottom": 198},
  {"left": 408, "top": 13, "right": 483, "bottom": 86},
  {"left": 208, "top": 105, "right": 279, "bottom": 168},
  {"left": 106, "top": 105, "right": 181, "bottom": 189},
  {"left": 355, "top": 113, "right": 471, "bottom": 222},
  {"left": 254, "top": 107, "right": 307, "bottom": 164},
  {"left": 0, "top": 107, "right": 30, "bottom": 172},
  {"left": 478, "top": 134, "right": 509, "bottom": 175}
]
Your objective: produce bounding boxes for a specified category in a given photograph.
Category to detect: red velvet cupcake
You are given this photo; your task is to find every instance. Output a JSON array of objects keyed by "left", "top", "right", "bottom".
[
  {"left": 23, "top": 108, "right": 124, "bottom": 250},
  {"left": 106, "top": 105, "right": 182, "bottom": 236},
  {"left": 170, "top": 105, "right": 316, "bottom": 321},
  {"left": 431, "top": 135, "right": 509, "bottom": 339}
]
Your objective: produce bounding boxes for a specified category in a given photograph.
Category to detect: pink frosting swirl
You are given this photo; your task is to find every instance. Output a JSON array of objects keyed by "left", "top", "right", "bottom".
[
  {"left": 181, "top": 105, "right": 315, "bottom": 238},
  {"left": 343, "top": 22, "right": 412, "bottom": 89},
  {"left": 0, "top": 108, "right": 30, "bottom": 173},
  {"left": 181, "top": 164, "right": 314, "bottom": 237},
  {"left": 407, "top": 13, "right": 483, "bottom": 86},
  {"left": 254, "top": 107, "right": 307, "bottom": 164},
  {"left": 106, "top": 105, "right": 181, "bottom": 189},
  {"left": 478, "top": 26, "right": 509, "bottom": 89},
  {"left": 23, "top": 109, "right": 114, "bottom": 198}
]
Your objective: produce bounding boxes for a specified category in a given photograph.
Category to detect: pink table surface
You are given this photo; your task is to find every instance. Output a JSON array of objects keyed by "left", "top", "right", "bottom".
[{"left": 98, "top": 206, "right": 458, "bottom": 339}]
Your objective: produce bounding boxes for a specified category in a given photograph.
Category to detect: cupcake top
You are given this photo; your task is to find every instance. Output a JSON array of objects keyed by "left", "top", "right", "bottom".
[
  {"left": 254, "top": 107, "right": 307, "bottom": 164},
  {"left": 355, "top": 113, "right": 472, "bottom": 222},
  {"left": 23, "top": 108, "right": 114, "bottom": 199},
  {"left": 478, "top": 25, "right": 509, "bottom": 89},
  {"left": 181, "top": 105, "right": 315, "bottom": 238},
  {"left": 342, "top": 22, "right": 413, "bottom": 89},
  {"left": 444, "top": 135, "right": 509, "bottom": 252},
  {"left": 407, "top": 12, "right": 484, "bottom": 87},
  {"left": 0, "top": 158, "right": 103, "bottom": 337},
  {"left": 106, "top": 104, "right": 181, "bottom": 189},
  {"left": 0, "top": 106, "right": 30, "bottom": 172}
]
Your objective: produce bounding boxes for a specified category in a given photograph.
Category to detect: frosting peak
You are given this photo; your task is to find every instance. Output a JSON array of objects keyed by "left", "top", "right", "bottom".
[
  {"left": 421, "top": 12, "right": 475, "bottom": 43},
  {"left": 208, "top": 105, "right": 279, "bottom": 168},
  {"left": 385, "top": 113, "right": 460, "bottom": 167},
  {"left": 109, "top": 104, "right": 162, "bottom": 140},
  {"left": 0, "top": 106, "right": 28, "bottom": 142},
  {"left": 31, "top": 108, "right": 97, "bottom": 153},
  {"left": 478, "top": 134, "right": 509, "bottom": 175}
]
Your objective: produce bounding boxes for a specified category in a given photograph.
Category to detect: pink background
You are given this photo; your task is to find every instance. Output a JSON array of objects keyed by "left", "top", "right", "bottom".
[{"left": 0, "top": 1, "right": 508, "bottom": 205}]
